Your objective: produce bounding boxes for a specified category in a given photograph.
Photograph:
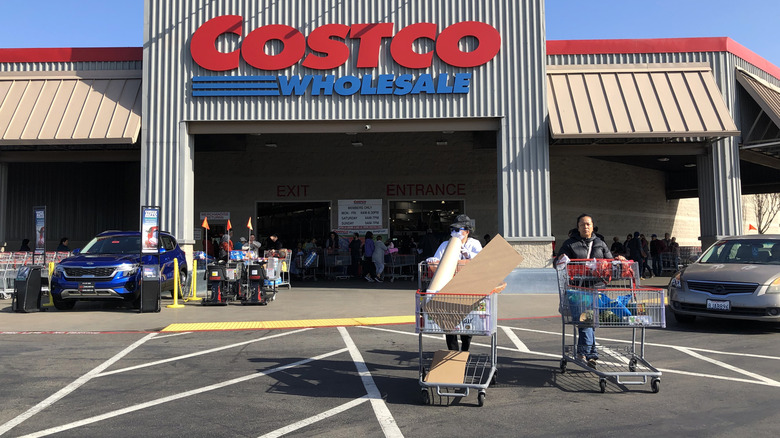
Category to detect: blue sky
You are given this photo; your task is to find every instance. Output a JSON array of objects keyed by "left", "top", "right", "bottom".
[{"left": 1, "top": 1, "right": 778, "bottom": 67}]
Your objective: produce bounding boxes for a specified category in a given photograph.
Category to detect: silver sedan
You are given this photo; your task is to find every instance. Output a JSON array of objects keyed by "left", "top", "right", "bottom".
[{"left": 668, "top": 235, "right": 780, "bottom": 323}]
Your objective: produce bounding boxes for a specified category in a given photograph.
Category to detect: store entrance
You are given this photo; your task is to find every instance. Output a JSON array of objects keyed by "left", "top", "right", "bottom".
[
  {"left": 256, "top": 202, "right": 330, "bottom": 249},
  {"left": 388, "top": 200, "right": 465, "bottom": 242}
]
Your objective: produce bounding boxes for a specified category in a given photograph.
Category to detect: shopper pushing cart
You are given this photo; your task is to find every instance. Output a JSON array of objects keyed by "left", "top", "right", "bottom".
[{"left": 555, "top": 214, "right": 665, "bottom": 393}]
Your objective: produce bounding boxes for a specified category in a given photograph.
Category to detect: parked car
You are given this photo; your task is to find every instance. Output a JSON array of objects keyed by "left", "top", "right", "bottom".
[
  {"left": 668, "top": 235, "right": 780, "bottom": 323},
  {"left": 49, "top": 230, "right": 187, "bottom": 310}
]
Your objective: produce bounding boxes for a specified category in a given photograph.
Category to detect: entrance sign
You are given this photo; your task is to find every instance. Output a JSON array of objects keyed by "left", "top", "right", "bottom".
[
  {"left": 141, "top": 206, "right": 161, "bottom": 254},
  {"left": 338, "top": 200, "right": 384, "bottom": 230}
]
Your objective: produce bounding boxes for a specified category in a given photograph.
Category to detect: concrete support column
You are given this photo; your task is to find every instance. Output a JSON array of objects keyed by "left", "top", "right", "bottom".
[
  {"left": 497, "top": 0, "right": 553, "bottom": 268},
  {"left": 0, "top": 163, "right": 7, "bottom": 249},
  {"left": 697, "top": 139, "right": 743, "bottom": 250},
  {"left": 178, "top": 121, "right": 195, "bottom": 275}
]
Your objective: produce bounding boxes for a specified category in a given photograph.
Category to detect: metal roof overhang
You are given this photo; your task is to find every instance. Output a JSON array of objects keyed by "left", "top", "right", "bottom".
[
  {"left": 736, "top": 69, "right": 780, "bottom": 169},
  {"left": 0, "top": 70, "right": 141, "bottom": 146},
  {"left": 547, "top": 63, "right": 740, "bottom": 140}
]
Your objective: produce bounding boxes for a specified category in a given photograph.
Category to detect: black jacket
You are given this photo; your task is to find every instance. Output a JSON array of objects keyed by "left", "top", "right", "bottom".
[{"left": 558, "top": 235, "right": 612, "bottom": 260}]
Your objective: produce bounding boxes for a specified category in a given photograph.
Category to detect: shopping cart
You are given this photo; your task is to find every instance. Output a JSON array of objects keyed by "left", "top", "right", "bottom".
[
  {"left": 415, "top": 284, "right": 504, "bottom": 407},
  {"left": 417, "top": 260, "right": 468, "bottom": 291},
  {"left": 386, "top": 253, "right": 416, "bottom": 282},
  {"left": 557, "top": 258, "right": 665, "bottom": 393}
]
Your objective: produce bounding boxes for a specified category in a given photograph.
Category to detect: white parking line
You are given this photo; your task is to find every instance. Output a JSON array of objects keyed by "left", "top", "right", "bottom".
[
  {"left": 257, "top": 396, "right": 370, "bottom": 438},
  {"left": 673, "top": 346, "right": 780, "bottom": 387},
  {"left": 362, "top": 325, "right": 780, "bottom": 387},
  {"left": 0, "top": 333, "right": 157, "bottom": 437},
  {"left": 338, "top": 327, "right": 403, "bottom": 438},
  {"left": 97, "top": 328, "right": 312, "bottom": 377},
  {"left": 17, "top": 348, "right": 348, "bottom": 438},
  {"left": 501, "top": 326, "right": 530, "bottom": 352}
]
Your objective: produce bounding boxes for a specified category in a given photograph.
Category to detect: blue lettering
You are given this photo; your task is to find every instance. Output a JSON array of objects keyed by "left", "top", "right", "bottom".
[
  {"left": 278, "top": 75, "right": 312, "bottom": 95},
  {"left": 411, "top": 74, "right": 436, "bottom": 94},
  {"left": 335, "top": 76, "right": 360, "bottom": 96},
  {"left": 376, "top": 74, "right": 395, "bottom": 95},
  {"left": 360, "top": 75, "right": 377, "bottom": 95},
  {"left": 436, "top": 73, "right": 453, "bottom": 94},
  {"left": 394, "top": 74, "right": 413, "bottom": 95},
  {"left": 453, "top": 73, "right": 471, "bottom": 94},
  {"left": 311, "top": 75, "right": 335, "bottom": 96}
]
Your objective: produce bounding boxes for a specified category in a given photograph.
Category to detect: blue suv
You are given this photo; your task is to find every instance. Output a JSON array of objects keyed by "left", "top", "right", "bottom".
[{"left": 50, "top": 230, "right": 187, "bottom": 310}]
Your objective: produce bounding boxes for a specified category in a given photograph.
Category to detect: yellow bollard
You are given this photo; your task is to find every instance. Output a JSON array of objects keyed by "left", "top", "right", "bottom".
[
  {"left": 185, "top": 263, "right": 201, "bottom": 301},
  {"left": 42, "top": 261, "right": 55, "bottom": 308},
  {"left": 166, "top": 258, "right": 185, "bottom": 309}
]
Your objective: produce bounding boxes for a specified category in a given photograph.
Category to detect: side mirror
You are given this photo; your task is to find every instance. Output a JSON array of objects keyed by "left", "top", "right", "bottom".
[
  {"left": 159, "top": 247, "right": 167, "bottom": 254},
  {"left": 72, "top": 248, "right": 81, "bottom": 255}
]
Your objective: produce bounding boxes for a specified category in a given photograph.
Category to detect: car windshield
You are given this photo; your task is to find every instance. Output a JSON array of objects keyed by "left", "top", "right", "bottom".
[
  {"left": 81, "top": 235, "right": 141, "bottom": 255},
  {"left": 698, "top": 239, "right": 780, "bottom": 264}
]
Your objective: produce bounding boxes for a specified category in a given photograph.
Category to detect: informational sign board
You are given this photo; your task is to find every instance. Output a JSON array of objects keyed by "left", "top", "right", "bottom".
[
  {"left": 199, "top": 211, "right": 230, "bottom": 221},
  {"left": 338, "top": 199, "right": 383, "bottom": 230},
  {"left": 33, "top": 206, "right": 46, "bottom": 254},
  {"left": 141, "top": 206, "right": 161, "bottom": 254}
]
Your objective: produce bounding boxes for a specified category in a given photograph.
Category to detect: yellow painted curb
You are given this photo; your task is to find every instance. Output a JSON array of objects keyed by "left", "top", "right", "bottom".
[{"left": 161, "top": 315, "right": 415, "bottom": 332}]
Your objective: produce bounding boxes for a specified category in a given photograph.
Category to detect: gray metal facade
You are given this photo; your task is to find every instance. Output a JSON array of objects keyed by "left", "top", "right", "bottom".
[
  {"left": 0, "top": 59, "right": 142, "bottom": 247},
  {"left": 142, "top": 0, "right": 550, "bottom": 246},
  {"left": 547, "top": 50, "right": 779, "bottom": 245}
]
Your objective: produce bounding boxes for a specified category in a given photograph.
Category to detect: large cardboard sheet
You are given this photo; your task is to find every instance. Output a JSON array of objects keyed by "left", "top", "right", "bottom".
[
  {"left": 438, "top": 234, "right": 523, "bottom": 296},
  {"left": 424, "top": 350, "right": 470, "bottom": 384},
  {"left": 424, "top": 235, "right": 523, "bottom": 330}
]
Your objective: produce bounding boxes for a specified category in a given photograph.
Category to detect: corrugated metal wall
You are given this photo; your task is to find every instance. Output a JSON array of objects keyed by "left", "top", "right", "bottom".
[
  {"left": 143, "top": 0, "right": 550, "bottom": 242},
  {"left": 547, "top": 50, "right": 758, "bottom": 241},
  {"left": 0, "top": 59, "right": 142, "bottom": 248}
]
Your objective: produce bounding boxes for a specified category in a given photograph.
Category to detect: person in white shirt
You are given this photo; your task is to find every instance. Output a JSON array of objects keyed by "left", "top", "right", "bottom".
[{"left": 426, "top": 214, "right": 482, "bottom": 351}]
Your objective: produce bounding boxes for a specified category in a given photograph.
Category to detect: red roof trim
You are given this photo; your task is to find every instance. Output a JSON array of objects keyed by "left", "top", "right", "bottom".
[
  {"left": 0, "top": 47, "right": 142, "bottom": 63},
  {"left": 547, "top": 37, "right": 780, "bottom": 81}
]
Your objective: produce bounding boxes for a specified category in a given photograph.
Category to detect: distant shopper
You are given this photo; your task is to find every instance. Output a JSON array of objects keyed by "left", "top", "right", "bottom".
[
  {"left": 265, "top": 234, "right": 283, "bottom": 251},
  {"left": 362, "top": 231, "right": 376, "bottom": 282},
  {"left": 56, "top": 237, "right": 70, "bottom": 252},
  {"left": 373, "top": 235, "right": 388, "bottom": 282},
  {"left": 349, "top": 233, "right": 362, "bottom": 277},
  {"left": 19, "top": 239, "right": 31, "bottom": 252}
]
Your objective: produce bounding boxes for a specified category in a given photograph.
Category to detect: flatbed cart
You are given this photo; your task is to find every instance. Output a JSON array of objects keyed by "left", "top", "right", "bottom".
[
  {"left": 556, "top": 259, "right": 666, "bottom": 393},
  {"left": 415, "top": 285, "right": 503, "bottom": 407}
]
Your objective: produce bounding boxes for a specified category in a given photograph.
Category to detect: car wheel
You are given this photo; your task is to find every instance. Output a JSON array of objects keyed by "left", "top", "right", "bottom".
[
  {"left": 52, "top": 294, "right": 76, "bottom": 310},
  {"left": 673, "top": 312, "right": 696, "bottom": 323}
]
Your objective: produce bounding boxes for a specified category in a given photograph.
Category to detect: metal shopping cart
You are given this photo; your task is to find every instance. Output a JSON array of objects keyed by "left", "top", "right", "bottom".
[
  {"left": 556, "top": 258, "right": 665, "bottom": 393},
  {"left": 415, "top": 284, "right": 503, "bottom": 407},
  {"left": 417, "top": 260, "right": 468, "bottom": 291},
  {"left": 386, "top": 253, "right": 416, "bottom": 282}
]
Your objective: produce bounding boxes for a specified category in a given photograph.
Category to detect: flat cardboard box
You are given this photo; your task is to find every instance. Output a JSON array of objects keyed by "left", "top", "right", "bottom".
[
  {"left": 424, "top": 235, "right": 523, "bottom": 330},
  {"left": 424, "top": 350, "right": 470, "bottom": 384}
]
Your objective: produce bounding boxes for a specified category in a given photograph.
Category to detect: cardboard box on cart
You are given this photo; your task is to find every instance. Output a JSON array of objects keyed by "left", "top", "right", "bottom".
[{"left": 422, "top": 235, "right": 523, "bottom": 383}]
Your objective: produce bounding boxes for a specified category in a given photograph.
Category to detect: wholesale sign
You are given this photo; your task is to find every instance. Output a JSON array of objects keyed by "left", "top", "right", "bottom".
[{"left": 190, "top": 16, "right": 501, "bottom": 98}]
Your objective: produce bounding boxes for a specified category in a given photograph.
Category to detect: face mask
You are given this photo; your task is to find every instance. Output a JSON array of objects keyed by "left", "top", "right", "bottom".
[{"left": 451, "top": 229, "right": 467, "bottom": 239}]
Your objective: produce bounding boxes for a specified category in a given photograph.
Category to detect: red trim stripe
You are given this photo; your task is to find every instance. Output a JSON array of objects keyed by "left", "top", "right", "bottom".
[
  {"left": 547, "top": 37, "right": 780, "bottom": 80},
  {"left": 0, "top": 47, "right": 142, "bottom": 63}
]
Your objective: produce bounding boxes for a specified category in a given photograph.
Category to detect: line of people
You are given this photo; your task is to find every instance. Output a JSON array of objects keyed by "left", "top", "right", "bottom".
[{"left": 610, "top": 232, "right": 680, "bottom": 279}]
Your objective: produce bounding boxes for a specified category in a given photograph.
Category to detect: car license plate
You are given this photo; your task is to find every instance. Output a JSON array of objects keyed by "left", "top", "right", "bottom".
[
  {"left": 706, "top": 299, "right": 730, "bottom": 311},
  {"left": 79, "top": 282, "right": 96, "bottom": 294}
]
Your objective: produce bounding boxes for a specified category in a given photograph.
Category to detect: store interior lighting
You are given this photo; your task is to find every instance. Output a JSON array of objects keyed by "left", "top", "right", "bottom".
[{"left": 264, "top": 142, "right": 277, "bottom": 148}]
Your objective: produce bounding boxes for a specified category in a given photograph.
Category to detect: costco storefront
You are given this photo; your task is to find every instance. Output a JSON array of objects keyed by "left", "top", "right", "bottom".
[{"left": 2, "top": 0, "right": 780, "bottom": 267}]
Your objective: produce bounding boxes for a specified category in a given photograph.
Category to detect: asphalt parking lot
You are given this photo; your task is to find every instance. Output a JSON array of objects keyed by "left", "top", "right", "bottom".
[{"left": 0, "top": 280, "right": 778, "bottom": 437}]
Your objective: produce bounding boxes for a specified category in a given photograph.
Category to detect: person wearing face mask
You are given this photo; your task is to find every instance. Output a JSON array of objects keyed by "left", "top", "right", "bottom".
[
  {"left": 556, "top": 213, "right": 625, "bottom": 368},
  {"left": 427, "top": 214, "right": 483, "bottom": 352}
]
